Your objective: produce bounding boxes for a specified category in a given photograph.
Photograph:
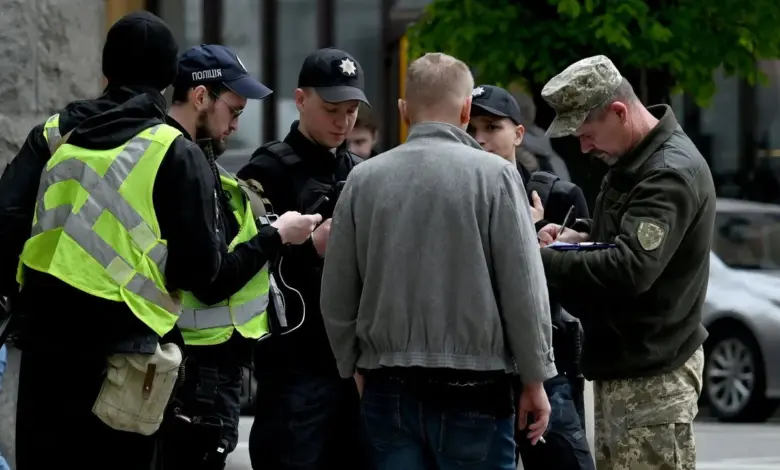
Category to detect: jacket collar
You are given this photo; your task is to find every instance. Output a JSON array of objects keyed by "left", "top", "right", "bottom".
[
  {"left": 406, "top": 121, "right": 482, "bottom": 151},
  {"left": 614, "top": 105, "right": 679, "bottom": 173},
  {"left": 284, "top": 120, "right": 351, "bottom": 175}
]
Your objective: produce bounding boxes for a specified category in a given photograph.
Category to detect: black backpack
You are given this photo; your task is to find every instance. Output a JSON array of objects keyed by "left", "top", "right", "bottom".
[{"left": 525, "top": 171, "right": 590, "bottom": 222}]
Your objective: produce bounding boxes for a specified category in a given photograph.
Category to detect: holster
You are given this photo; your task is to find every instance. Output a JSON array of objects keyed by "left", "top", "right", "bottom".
[{"left": 163, "top": 409, "right": 228, "bottom": 470}]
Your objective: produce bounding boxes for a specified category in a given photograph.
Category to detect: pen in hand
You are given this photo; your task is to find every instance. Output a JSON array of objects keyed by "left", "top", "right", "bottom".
[{"left": 557, "top": 205, "right": 576, "bottom": 239}]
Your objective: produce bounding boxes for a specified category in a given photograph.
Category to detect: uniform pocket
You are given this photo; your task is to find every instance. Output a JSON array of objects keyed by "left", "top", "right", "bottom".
[
  {"left": 92, "top": 342, "right": 182, "bottom": 436},
  {"left": 625, "top": 393, "right": 697, "bottom": 470}
]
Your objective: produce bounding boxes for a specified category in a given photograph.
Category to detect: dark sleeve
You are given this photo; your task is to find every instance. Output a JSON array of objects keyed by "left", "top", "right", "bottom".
[
  {"left": 189, "top": 226, "right": 282, "bottom": 305},
  {"left": 568, "top": 185, "right": 590, "bottom": 219},
  {"left": 541, "top": 169, "right": 698, "bottom": 296},
  {"left": 238, "top": 150, "right": 322, "bottom": 266},
  {"left": 154, "top": 137, "right": 222, "bottom": 293},
  {"left": 0, "top": 124, "right": 49, "bottom": 297}
]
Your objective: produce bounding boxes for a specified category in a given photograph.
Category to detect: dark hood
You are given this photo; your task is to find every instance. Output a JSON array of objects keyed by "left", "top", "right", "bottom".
[{"left": 63, "top": 84, "right": 169, "bottom": 151}]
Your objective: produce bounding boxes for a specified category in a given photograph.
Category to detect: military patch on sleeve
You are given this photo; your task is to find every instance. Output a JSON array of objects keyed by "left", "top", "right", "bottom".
[{"left": 637, "top": 220, "right": 666, "bottom": 251}]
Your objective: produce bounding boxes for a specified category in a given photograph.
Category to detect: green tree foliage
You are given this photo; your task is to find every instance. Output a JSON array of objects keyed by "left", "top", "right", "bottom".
[{"left": 407, "top": 0, "right": 780, "bottom": 105}]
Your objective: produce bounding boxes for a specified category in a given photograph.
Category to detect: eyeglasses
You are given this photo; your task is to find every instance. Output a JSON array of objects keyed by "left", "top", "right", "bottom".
[{"left": 210, "top": 91, "right": 243, "bottom": 119}]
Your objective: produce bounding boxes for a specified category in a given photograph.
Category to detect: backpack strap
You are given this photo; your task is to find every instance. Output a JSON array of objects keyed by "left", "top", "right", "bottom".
[
  {"left": 236, "top": 178, "right": 277, "bottom": 226},
  {"left": 263, "top": 140, "right": 302, "bottom": 168},
  {"left": 526, "top": 171, "right": 560, "bottom": 207}
]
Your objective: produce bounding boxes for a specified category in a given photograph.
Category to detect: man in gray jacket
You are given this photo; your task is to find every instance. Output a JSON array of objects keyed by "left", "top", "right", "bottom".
[{"left": 321, "top": 52, "right": 556, "bottom": 470}]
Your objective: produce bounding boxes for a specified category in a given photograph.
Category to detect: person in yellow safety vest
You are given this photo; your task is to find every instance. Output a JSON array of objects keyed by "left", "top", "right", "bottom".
[
  {"left": 0, "top": 13, "right": 309, "bottom": 470},
  {"left": 157, "top": 45, "right": 322, "bottom": 470}
]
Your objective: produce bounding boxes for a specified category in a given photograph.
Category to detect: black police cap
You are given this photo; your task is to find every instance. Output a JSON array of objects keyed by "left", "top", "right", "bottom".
[
  {"left": 298, "top": 48, "right": 370, "bottom": 107},
  {"left": 471, "top": 85, "right": 523, "bottom": 125}
]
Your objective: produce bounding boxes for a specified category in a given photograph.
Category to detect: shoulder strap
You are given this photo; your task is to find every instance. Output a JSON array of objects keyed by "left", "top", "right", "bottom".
[
  {"left": 235, "top": 177, "right": 273, "bottom": 223},
  {"left": 263, "top": 140, "right": 302, "bottom": 168},
  {"left": 527, "top": 171, "right": 560, "bottom": 207}
]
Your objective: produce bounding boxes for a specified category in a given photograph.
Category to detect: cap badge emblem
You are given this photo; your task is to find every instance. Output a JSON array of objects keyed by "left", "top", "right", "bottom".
[
  {"left": 472, "top": 86, "right": 485, "bottom": 97},
  {"left": 339, "top": 58, "right": 357, "bottom": 76}
]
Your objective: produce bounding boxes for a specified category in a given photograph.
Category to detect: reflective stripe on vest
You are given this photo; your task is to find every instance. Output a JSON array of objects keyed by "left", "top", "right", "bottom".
[
  {"left": 30, "top": 124, "right": 179, "bottom": 315},
  {"left": 177, "top": 293, "right": 269, "bottom": 329},
  {"left": 177, "top": 165, "right": 270, "bottom": 343},
  {"left": 17, "top": 124, "right": 181, "bottom": 336},
  {"left": 43, "top": 114, "right": 62, "bottom": 154}
]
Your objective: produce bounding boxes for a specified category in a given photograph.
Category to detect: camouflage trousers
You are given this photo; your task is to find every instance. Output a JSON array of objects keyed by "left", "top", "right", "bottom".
[{"left": 593, "top": 346, "right": 704, "bottom": 470}]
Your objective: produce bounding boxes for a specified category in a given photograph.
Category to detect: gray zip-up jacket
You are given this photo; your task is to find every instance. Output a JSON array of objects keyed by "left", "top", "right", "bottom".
[{"left": 320, "top": 121, "right": 557, "bottom": 384}]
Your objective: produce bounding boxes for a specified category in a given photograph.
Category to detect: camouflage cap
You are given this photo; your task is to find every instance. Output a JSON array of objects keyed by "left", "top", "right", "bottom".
[{"left": 541, "top": 55, "right": 623, "bottom": 138}]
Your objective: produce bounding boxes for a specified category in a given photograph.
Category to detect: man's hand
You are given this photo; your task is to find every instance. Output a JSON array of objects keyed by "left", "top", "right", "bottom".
[
  {"left": 354, "top": 371, "right": 364, "bottom": 398},
  {"left": 530, "top": 190, "right": 544, "bottom": 224},
  {"left": 538, "top": 223, "right": 588, "bottom": 247},
  {"left": 517, "top": 382, "right": 551, "bottom": 445},
  {"left": 312, "top": 218, "right": 332, "bottom": 257},
  {"left": 271, "top": 211, "right": 322, "bottom": 245}
]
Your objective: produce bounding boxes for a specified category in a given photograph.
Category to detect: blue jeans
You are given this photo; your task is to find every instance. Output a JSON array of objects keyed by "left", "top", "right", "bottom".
[
  {"left": 517, "top": 375, "right": 595, "bottom": 470},
  {"left": 362, "top": 379, "right": 516, "bottom": 470}
]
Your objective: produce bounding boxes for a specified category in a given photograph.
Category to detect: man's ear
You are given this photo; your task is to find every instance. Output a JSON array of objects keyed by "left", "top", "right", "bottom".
[
  {"left": 514, "top": 124, "right": 526, "bottom": 147},
  {"left": 191, "top": 85, "right": 209, "bottom": 111},
  {"left": 398, "top": 99, "right": 410, "bottom": 128},
  {"left": 294, "top": 88, "right": 306, "bottom": 113},
  {"left": 460, "top": 96, "right": 473, "bottom": 127},
  {"left": 610, "top": 101, "right": 628, "bottom": 123}
]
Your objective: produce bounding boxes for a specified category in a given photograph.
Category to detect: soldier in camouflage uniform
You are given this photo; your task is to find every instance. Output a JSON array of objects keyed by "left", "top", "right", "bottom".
[{"left": 535, "top": 55, "right": 716, "bottom": 470}]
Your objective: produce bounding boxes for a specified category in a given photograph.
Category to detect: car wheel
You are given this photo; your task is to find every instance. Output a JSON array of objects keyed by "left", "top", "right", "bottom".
[{"left": 704, "top": 323, "right": 776, "bottom": 422}]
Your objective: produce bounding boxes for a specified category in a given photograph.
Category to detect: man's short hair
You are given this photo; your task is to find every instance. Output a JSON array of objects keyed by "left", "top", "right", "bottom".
[
  {"left": 354, "top": 107, "right": 379, "bottom": 133},
  {"left": 171, "top": 81, "right": 230, "bottom": 104},
  {"left": 585, "top": 78, "right": 638, "bottom": 122},
  {"left": 404, "top": 53, "right": 474, "bottom": 117}
]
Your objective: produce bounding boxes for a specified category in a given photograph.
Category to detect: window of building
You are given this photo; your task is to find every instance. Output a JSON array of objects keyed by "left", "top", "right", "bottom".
[
  {"left": 276, "top": 0, "right": 318, "bottom": 140},
  {"left": 221, "top": 0, "right": 264, "bottom": 150}
]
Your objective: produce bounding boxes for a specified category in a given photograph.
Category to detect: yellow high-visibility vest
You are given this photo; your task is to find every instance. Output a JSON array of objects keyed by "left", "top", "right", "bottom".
[
  {"left": 18, "top": 114, "right": 183, "bottom": 337},
  {"left": 178, "top": 165, "right": 271, "bottom": 346}
]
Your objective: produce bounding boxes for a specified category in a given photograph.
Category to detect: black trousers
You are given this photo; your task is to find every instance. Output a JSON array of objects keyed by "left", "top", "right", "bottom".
[
  {"left": 16, "top": 348, "right": 157, "bottom": 470},
  {"left": 157, "top": 333, "right": 251, "bottom": 470},
  {"left": 249, "top": 365, "right": 371, "bottom": 470}
]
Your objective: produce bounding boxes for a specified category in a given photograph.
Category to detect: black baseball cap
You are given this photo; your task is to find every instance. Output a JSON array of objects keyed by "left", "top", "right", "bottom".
[
  {"left": 174, "top": 44, "right": 272, "bottom": 100},
  {"left": 471, "top": 85, "right": 523, "bottom": 125},
  {"left": 298, "top": 48, "right": 370, "bottom": 106}
]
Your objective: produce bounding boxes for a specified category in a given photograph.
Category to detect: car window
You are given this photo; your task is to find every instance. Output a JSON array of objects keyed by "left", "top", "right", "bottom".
[{"left": 713, "top": 210, "right": 780, "bottom": 270}]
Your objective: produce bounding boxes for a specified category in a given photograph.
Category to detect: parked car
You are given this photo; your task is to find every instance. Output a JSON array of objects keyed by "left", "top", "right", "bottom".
[{"left": 704, "top": 198, "right": 780, "bottom": 422}]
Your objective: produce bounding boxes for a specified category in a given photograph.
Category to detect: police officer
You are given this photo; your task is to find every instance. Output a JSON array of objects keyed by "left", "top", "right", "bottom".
[
  {"left": 158, "top": 45, "right": 321, "bottom": 470},
  {"left": 237, "top": 48, "right": 369, "bottom": 470},
  {"left": 468, "top": 84, "right": 595, "bottom": 470},
  {"left": 0, "top": 12, "right": 231, "bottom": 470},
  {"left": 538, "top": 55, "right": 715, "bottom": 470}
]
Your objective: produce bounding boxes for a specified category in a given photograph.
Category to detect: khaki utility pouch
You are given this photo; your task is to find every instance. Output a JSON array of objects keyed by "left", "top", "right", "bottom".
[{"left": 92, "top": 342, "right": 182, "bottom": 436}]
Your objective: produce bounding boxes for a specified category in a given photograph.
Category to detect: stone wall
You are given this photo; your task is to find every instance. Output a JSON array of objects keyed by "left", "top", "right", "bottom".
[
  {"left": 0, "top": 1, "right": 104, "bottom": 466},
  {"left": 0, "top": 0, "right": 104, "bottom": 170}
]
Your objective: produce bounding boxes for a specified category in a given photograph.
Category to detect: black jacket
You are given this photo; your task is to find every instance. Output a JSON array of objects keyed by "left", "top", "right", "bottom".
[
  {"left": 237, "top": 121, "right": 361, "bottom": 376},
  {"left": 2, "top": 86, "right": 227, "bottom": 354},
  {"left": 163, "top": 117, "right": 283, "bottom": 307},
  {"left": 541, "top": 105, "right": 714, "bottom": 380}
]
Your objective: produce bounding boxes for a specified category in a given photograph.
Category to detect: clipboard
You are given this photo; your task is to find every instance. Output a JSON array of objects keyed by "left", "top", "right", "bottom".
[{"left": 547, "top": 241, "right": 616, "bottom": 251}]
